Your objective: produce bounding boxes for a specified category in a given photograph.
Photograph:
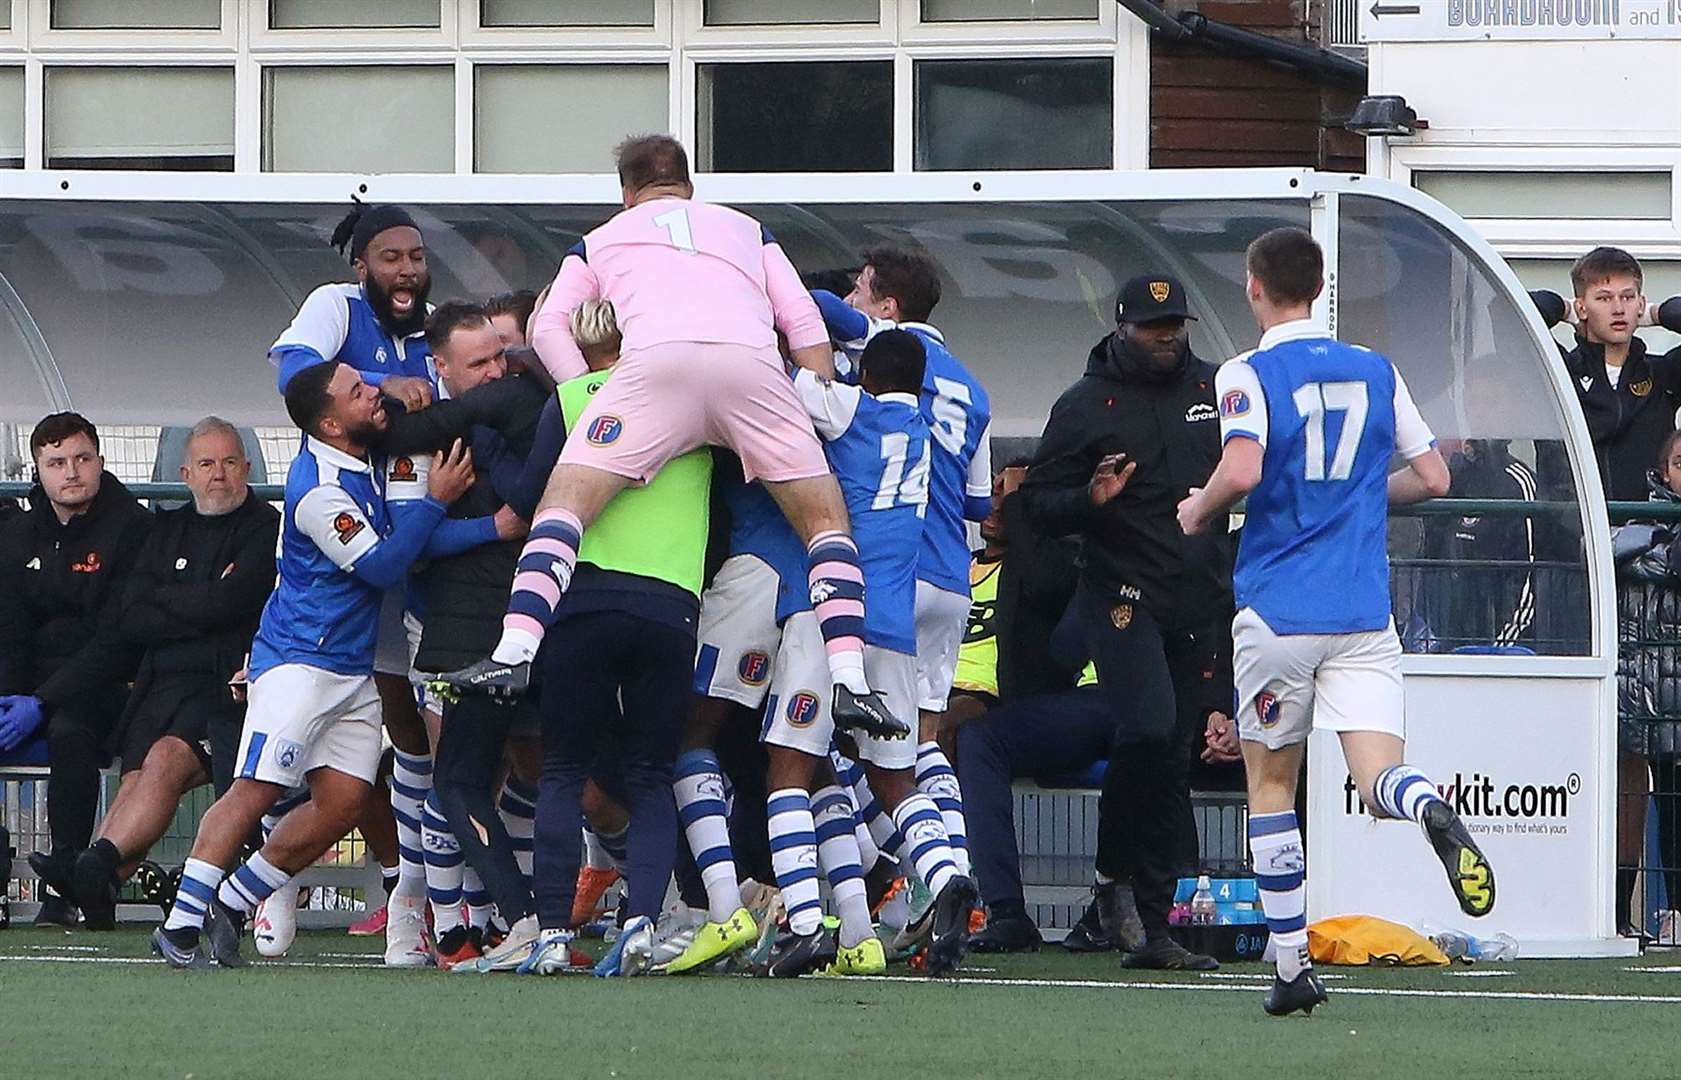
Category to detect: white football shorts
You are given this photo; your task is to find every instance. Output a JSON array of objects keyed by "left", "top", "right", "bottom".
[
  {"left": 762, "top": 611, "right": 917, "bottom": 771},
  {"left": 694, "top": 554, "right": 784, "bottom": 709},
  {"left": 1232, "top": 606, "right": 1405, "bottom": 751},
  {"left": 235, "top": 664, "right": 385, "bottom": 788},
  {"left": 914, "top": 580, "right": 970, "bottom": 713}
]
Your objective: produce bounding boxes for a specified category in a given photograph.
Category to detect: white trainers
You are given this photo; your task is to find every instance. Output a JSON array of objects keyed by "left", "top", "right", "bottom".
[
  {"left": 383, "top": 893, "right": 433, "bottom": 968},
  {"left": 253, "top": 883, "right": 300, "bottom": 958},
  {"left": 460, "top": 914, "right": 543, "bottom": 973},
  {"left": 516, "top": 928, "right": 581, "bottom": 976}
]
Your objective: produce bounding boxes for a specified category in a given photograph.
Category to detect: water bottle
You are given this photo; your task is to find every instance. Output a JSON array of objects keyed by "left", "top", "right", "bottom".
[
  {"left": 1467, "top": 932, "right": 1519, "bottom": 962},
  {"left": 1190, "top": 874, "right": 1217, "bottom": 926},
  {"left": 1422, "top": 923, "right": 1471, "bottom": 961}
]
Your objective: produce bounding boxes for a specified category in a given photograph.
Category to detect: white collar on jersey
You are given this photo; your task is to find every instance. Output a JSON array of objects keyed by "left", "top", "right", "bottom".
[
  {"left": 305, "top": 435, "right": 373, "bottom": 475},
  {"left": 898, "top": 321, "right": 946, "bottom": 345},
  {"left": 1258, "top": 318, "right": 1330, "bottom": 351},
  {"left": 878, "top": 391, "right": 920, "bottom": 407}
]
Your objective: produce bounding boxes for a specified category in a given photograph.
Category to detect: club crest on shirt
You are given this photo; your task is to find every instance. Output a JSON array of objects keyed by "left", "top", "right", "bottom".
[
  {"left": 1110, "top": 603, "right": 1133, "bottom": 630},
  {"left": 375, "top": 346, "right": 388, "bottom": 366},
  {"left": 1220, "top": 389, "right": 1250, "bottom": 418},
  {"left": 1256, "top": 689, "right": 1281, "bottom": 728},
  {"left": 1631, "top": 378, "right": 1653, "bottom": 398},
  {"left": 786, "top": 691, "right": 821, "bottom": 727},
  {"left": 587, "top": 414, "right": 624, "bottom": 446},
  {"left": 332, "top": 512, "right": 366, "bottom": 546},
  {"left": 737, "top": 651, "right": 771, "bottom": 686},
  {"left": 1185, "top": 402, "right": 1217, "bottom": 423},
  {"left": 387, "top": 456, "right": 418, "bottom": 483},
  {"left": 71, "top": 550, "right": 102, "bottom": 574}
]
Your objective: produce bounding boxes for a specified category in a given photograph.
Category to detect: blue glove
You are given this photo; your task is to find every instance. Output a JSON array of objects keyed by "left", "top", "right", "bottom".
[{"left": 0, "top": 695, "right": 46, "bottom": 752}]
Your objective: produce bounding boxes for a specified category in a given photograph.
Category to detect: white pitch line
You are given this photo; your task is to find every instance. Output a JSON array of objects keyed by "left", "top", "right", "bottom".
[{"left": 839, "top": 973, "right": 1681, "bottom": 1005}]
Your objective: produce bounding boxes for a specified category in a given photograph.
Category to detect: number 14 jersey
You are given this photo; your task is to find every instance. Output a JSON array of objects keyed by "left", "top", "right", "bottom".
[{"left": 1216, "top": 318, "right": 1436, "bottom": 636}]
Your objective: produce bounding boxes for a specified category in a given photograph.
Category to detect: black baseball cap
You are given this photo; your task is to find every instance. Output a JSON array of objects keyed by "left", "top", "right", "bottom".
[{"left": 1115, "top": 274, "right": 1196, "bottom": 325}]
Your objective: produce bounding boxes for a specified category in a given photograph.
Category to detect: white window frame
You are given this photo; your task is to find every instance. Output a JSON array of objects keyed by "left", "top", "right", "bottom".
[
  {"left": 469, "top": 57, "right": 675, "bottom": 175},
  {"left": 251, "top": 0, "right": 454, "bottom": 50},
  {"left": 26, "top": 0, "right": 239, "bottom": 50},
  {"left": 902, "top": 0, "right": 1116, "bottom": 45},
  {"left": 459, "top": 0, "right": 670, "bottom": 47},
  {"left": 1, "top": 0, "right": 24, "bottom": 42},
  {"left": 256, "top": 57, "right": 458, "bottom": 173}
]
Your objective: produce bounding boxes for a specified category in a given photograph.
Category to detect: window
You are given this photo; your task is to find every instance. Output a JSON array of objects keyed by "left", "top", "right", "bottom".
[
  {"left": 45, "top": 67, "right": 234, "bottom": 170},
  {"left": 703, "top": 0, "right": 878, "bottom": 25},
  {"left": 1413, "top": 171, "right": 1674, "bottom": 221},
  {"left": 921, "top": 0, "right": 1098, "bottom": 20},
  {"left": 269, "top": 0, "right": 440, "bottom": 29},
  {"left": 915, "top": 58, "right": 1111, "bottom": 170},
  {"left": 480, "top": 0, "right": 654, "bottom": 26},
  {"left": 699, "top": 62, "right": 892, "bottom": 172},
  {"left": 0, "top": 68, "right": 21, "bottom": 168},
  {"left": 263, "top": 66, "right": 454, "bottom": 173},
  {"left": 1510, "top": 258, "right": 1681, "bottom": 357},
  {"left": 475, "top": 65, "right": 667, "bottom": 173},
  {"left": 51, "top": 0, "right": 221, "bottom": 29}
]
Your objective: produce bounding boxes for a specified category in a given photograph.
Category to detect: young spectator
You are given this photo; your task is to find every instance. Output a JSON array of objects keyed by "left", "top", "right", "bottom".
[{"left": 0, "top": 412, "right": 152, "bottom": 927}]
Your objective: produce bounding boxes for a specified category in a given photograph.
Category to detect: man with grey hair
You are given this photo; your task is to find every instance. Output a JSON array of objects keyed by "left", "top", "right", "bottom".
[{"left": 67, "top": 418, "right": 280, "bottom": 930}]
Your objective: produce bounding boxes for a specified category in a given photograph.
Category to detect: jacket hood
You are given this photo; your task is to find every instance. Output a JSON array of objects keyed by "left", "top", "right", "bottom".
[
  {"left": 1085, "top": 331, "right": 1195, "bottom": 385},
  {"left": 1646, "top": 468, "right": 1681, "bottom": 504}
]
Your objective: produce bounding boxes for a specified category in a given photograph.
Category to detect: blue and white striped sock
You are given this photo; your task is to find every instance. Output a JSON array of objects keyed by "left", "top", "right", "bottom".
[
  {"left": 891, "top": 792, "right": 958, "bottom": 896},
  {"left": 421, "top": 792, "right": 464, "bottom": 934},
  {"left": 259, "top": 786, "right": 310, "bottom": 842},
  {"left": 498, "top": 779, "right": 537, "bottom": 889},
  {"left": 768, "top": 787, "right": 823, "bottom": 936},
  {"left": 814, "top": 785, "right": 873, "bottom": 949},
  {"left": 915, "top": 742, "right": 970, "bottom": 877},
  {"left": 1249, "top": 811, "right": 1309, "bottom": 980},
  {"left": 163, "top": 857, "right": 225, "bottom": 932},
  {"left": 1372, "top": 765, "right": 1445, "bottom": 825},
  {"left": 831, "top": 750, "right": 904, "bottom": 862},
  {"left": 390, "top": 750, "right": 432, "bottom": 902},
  {"left": 217, "top": 852, "right": 290, "bottom": 918},
  {"left": 462, "top": 864, "right": 493, "bottom": 930},
  {"left": 674, "top": 748, "right": 741, "bottom": 923}
]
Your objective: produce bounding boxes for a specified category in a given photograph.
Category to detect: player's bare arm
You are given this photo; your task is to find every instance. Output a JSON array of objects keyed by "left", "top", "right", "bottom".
[
  {"left": 1176, "top": 437, "right": 1261, "bottom": 536},
  {"left": 1386, "top": 446, "right": 1451, "bottom": 506}
]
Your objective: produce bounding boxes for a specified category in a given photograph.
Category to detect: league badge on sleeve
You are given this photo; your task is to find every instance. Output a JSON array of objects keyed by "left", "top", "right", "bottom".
[
  {"left": 387, "top": 456, "right": 418, "bottom": 483},
  {"left": 587, "top": 415, "right": 625, "bottom": 446},
  {"left": 332, "top": 512, "right": 366, "bottom": 546},
  {"left": 1221, "top": 389, "right": 1251, "bottom": 418}
]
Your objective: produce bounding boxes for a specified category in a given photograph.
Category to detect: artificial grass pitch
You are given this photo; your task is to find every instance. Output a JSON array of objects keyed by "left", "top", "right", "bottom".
[{"left": 1, "top": 927, "right": 1676, "bottom": 1079}]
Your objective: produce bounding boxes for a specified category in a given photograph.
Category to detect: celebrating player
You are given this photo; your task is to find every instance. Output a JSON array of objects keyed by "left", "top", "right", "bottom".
[
  {"left": 435, "top": 136, "right": 906, "bottom": 742},
  {"left": 1176, "top": 227, "right": 1496, "bottom": 1017}
]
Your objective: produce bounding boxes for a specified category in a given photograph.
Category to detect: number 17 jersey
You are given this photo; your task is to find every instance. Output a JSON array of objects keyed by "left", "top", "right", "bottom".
[{"left": 1216, "top": 319, "right": 1436, "bottom": 636}]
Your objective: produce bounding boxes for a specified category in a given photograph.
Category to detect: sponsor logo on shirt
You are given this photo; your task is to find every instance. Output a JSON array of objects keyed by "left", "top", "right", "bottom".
[
  {"left": 25, "top": 557, "right": 40, "bottom": 571},
  {"left": 332, "top": 512, "right": 366, "bottom": 546},
  {"left": 175, "top": 557, "right": 189, "bottom": 570},
  {"left": 1220, "top": 389, "right": 1251, "bottom": 418},
  {"left": 1185, "top": 402, "right": 1217, "bottom": 423},
  {"left": 1579, "top": 375, "right": 1594, "bottom": 392},
  {"left": 587, "top": 414, "right": 624, "bottom": 446},
  {"left": 387, "top": 456, "right": 418, "bottom": 483},
  {"left": 1256, "top": 689, "right": 1281, "bottom": 728},
  {"left": 71, "top": 551, "right": 102, "bottom": 574},
  {"left": 737, "top": 650, "right": 771, "bottom": 686},
  {"left": 786, "top": 691, "right": 821, "bottom": 728}
]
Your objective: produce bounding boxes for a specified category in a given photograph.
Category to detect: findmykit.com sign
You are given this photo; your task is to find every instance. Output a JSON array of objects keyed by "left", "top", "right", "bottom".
[{"left": 1362, "top": 0, "right": 1681, "bottom": 42}]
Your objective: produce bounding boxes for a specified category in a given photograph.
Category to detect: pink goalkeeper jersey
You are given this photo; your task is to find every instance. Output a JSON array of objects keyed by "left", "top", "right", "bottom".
[{"left": 530, "top": 197, "right": 829, "bottom": 382}]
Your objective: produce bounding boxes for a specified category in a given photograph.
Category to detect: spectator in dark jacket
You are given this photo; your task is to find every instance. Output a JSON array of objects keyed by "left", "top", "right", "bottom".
[
  {"left": 0, "top": 412, "right": 151, "bottom": 926},
  {"left": 67, "top": 418, "right": 280, "bottom": 929}
]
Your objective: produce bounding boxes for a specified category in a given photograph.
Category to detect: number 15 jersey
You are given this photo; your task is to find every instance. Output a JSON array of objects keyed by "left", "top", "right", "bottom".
[{"left": 1216, "top": 318, "right": 1435, "bottom": 636}]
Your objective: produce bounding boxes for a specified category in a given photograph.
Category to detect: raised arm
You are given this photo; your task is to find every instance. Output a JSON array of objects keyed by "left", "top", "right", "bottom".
[{"left": 529, "top": 248, "right": 600, "bottom": 385}]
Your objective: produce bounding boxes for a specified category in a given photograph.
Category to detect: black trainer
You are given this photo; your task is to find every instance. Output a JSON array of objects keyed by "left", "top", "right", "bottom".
[
  {"left": 1121, "top": 936, "right": 1219, "bottom": 971},
  {"left": 969, "top": 913, "right": 1042, "bottom": 954},
  {"left": 32, "top": 890, "right": 79, "bottom": 928},
  {"left": 831, "top": 685, "right": 911, "bottom": 740},
  {"left": 1094, "top": 880, "right": 1147, "bottom": 952},
  {"left": 1422, "top": 800, "right": 1496, "bottom": 918},
  {"left": 71, "top": 845, "right": 121, "bottom": 931},
  {"left": 1061, "top": 900, "right": 1115, "bottom": 953},
  {"left": 205, "top": 894, "right": 250, "bottom": 968},
  {"left": 152, "top": 925, "right": 208, "bottom": 970},
  {"left": 925, "top": 875, "right": 979, "bottom": 976},
  {"left": 864, "top": 858, "right": 901, "bottom": 913},
  {"left": 428, "top": 657, "right": 531, "bottom": 702},
  {"left": 27, "top": 849, "right": 73, "bottom": 896},
  {"left": 765, "top": 926, "right": 838, "bottom": 978},
  {"left": 1263, "top": 968, "right": 1329, "bottom": 1017}
]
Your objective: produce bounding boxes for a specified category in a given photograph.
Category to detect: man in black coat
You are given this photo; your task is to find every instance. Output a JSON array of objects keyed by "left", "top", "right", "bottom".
[
  {"left": 1020, "top": 274, "right": 1235, "bottom": 971},
  {"left": 0, "top": 413, "right": 152, "bottom": 926},
  {"left": 67, "top": 418, "right": 280, "bottom": 929}
]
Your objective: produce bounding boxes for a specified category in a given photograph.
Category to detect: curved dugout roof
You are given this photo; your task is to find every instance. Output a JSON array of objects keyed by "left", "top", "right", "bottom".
[{"left": 0, "top": 168, "right": 1609, "bottom": 655}]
